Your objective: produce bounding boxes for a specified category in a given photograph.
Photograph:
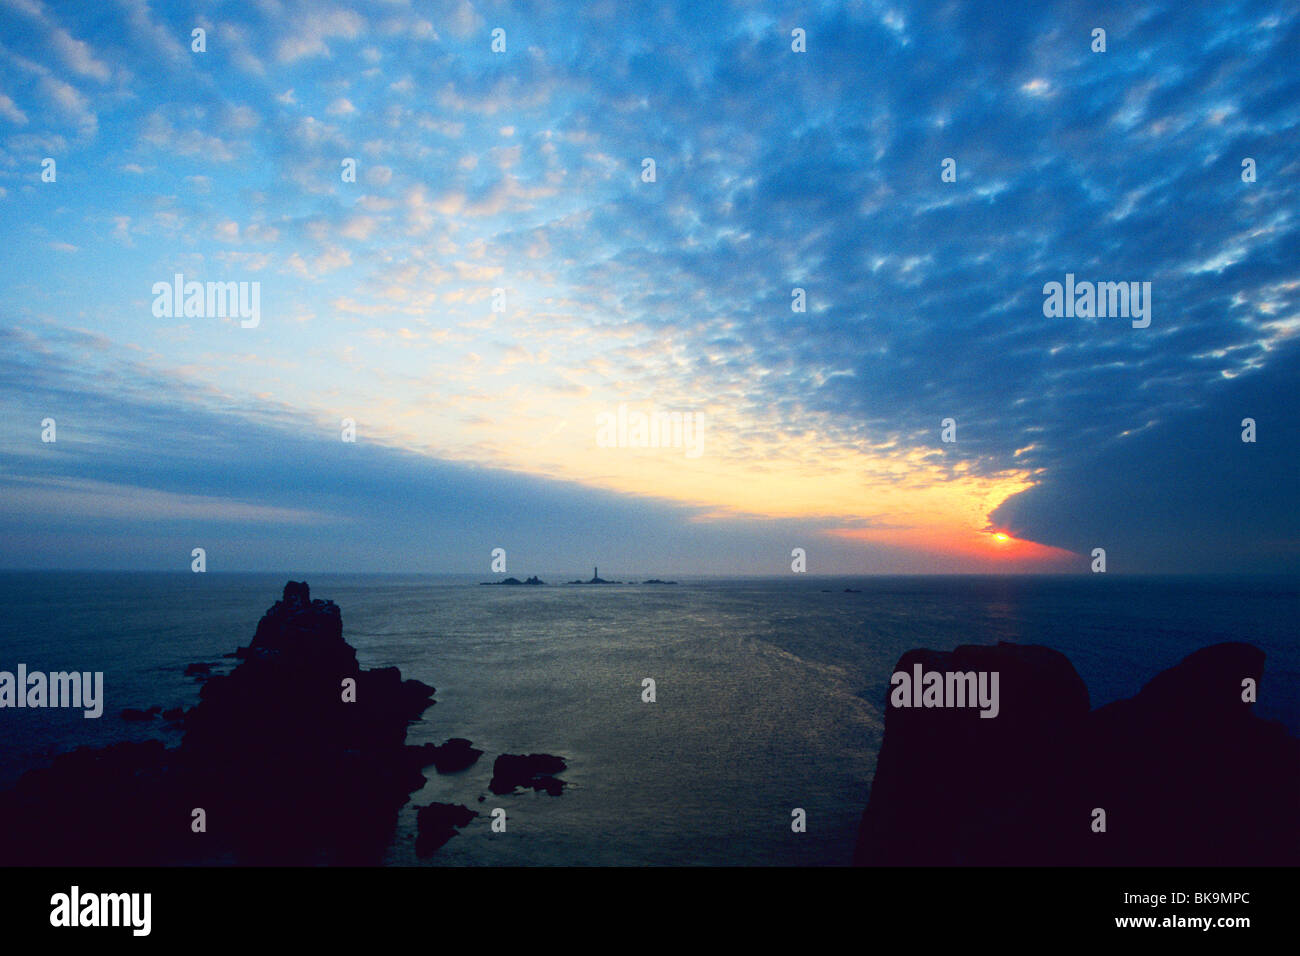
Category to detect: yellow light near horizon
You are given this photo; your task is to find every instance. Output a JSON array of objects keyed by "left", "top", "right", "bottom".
[{"left": 360, "top": 383, "right": 1075, "bottom": 568}]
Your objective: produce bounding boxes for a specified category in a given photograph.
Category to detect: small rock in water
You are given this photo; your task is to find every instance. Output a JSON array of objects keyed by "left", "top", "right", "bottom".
[
  {"left": 418, "top": 737, "right": 483, "bottom": 774},
  {"left": 489, "top": 753, "right": 567, "bottom": 795}
]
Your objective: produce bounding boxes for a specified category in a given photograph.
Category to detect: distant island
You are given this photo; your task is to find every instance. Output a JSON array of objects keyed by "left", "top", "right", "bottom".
[
  {"left": 565, "top": 566, "right": 621, "bottom": 584},
  {"left": 479, "top": 568, "right": 678, "bottom": 586}
]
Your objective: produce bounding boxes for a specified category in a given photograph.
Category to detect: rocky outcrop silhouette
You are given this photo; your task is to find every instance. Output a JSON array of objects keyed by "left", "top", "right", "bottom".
[
  {"left": 567, "top": 566, "right": 620, "bottom": 584},
  {"left": 414, "top": 803, "right": 478, "bottom": 856},
  {"left": 418, "top": 737, "right": 483, "bottom": 774},
  {"left": 489, "top": 753, "right": 567, "bottom": 795},
  {"left": 855, "top": 641, "right": 1300, "bottom": 866},
  {"left": 0, "top": 581, "right": 439, "bottom": 865}
]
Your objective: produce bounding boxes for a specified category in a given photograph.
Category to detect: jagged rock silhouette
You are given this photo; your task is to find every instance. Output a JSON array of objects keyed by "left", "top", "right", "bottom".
[
  {"left": 489, "top": 753, "right": 567, "bottom": 795},
  {"left": 417, "top": 737, "right": 483, "bottom": 774},
  {"left": 0, "top": 581, "right": 438, "bottom": 865},
  {"left": 414, "top": 803, "right": 478, "bottom": 856},
  {"left": 855, "top": 641, "right": 1300, "bottom": 865}
]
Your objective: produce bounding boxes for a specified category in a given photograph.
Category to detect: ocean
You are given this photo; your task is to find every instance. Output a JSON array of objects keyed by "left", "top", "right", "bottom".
[{"left": 0, "top": 572, "right": 1295, "bottom": 866}]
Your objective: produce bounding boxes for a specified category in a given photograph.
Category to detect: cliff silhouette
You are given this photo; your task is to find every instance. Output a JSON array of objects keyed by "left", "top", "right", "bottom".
[
  {"left": 0, "top": 582, "right": 439, "bottom": 865},
  {"left": 855, "top": 641, "right": 1300, "bottom": 865}
]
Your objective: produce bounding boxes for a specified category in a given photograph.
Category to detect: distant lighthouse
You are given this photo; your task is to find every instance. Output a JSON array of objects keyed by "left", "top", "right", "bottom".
[{"left": 594, "top": 566, "right": 598, "bottom": 580}]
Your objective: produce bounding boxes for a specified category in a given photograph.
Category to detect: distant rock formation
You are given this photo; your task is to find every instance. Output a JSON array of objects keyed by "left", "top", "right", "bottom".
[
  {"left": 566, "top": 566, "right": 621, "bottom": 584},
  {"left": 0, "top": 581, "right": 439, "bottom": 865},
  {"left": 489, "top": 753, "right": 567, "bottom": 795},
  {"left": 480, "top": 576, "right": 545, "bottom": 585},
  {"left": 854, "top": 641, "right": 1300, "bottom": 866},
  {"left": 417, "top": 737, "right": 483, "bottom": 774}
]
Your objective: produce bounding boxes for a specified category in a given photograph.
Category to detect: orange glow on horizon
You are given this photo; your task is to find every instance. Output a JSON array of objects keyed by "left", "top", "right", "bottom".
[
  {"left": 357, "top": 389, "right": 1077, "bottom": 570},
  {"left": 826, "top": 524, "right": 1078, "bottom": 568}
]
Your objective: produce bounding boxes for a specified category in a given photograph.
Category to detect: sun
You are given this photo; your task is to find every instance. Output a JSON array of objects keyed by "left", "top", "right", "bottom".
[{"left": 992, "top": 532, "right": 1011, "bottom": 543}]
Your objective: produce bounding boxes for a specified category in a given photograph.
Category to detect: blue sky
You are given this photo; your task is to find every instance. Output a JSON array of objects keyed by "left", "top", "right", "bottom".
[{"left": 0, "top": 0, "right": 1296, "bottom": 574}]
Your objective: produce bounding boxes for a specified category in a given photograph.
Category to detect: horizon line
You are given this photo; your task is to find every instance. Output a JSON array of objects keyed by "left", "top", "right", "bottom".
[{"left": 0, "top": 568, "right": 1293, "bottom": 580}]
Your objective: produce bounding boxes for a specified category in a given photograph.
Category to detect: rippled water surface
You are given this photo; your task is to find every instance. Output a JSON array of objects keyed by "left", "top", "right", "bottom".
[{"left": 1, "top": 572, "right": 1294, "bottom": 865}]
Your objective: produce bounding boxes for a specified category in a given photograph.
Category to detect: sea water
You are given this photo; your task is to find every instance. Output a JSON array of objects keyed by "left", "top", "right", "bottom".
[{"left": 0, "top": 572, "right": 1294, "bottom": 866}]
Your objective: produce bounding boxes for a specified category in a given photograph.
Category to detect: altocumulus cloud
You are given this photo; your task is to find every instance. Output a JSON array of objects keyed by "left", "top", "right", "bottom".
[{"left": 0, "top": 0, "right": 1295, "bottom": 572}]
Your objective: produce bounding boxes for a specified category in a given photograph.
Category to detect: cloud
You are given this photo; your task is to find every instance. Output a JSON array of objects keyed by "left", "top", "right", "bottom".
[
  {"left": 2, "top": 0, "right": 112, "bottom": 80},
  {"left": 139, "top": 110, "right": 238, "bottom": 160},
  {"left": 0, "top": 0, "right": 1296, "bottom": 573},
  {"left": 46, "top": 24, "right": 111, "bottom": 81},
  {"left": 991, "top": 339, "right": 1300, "bottom": 573},
  {"left": 275, "top": 7, "right": 363, "bottom": 63},
  {"left": 0, "top": 93, "right": 27, "bottom": 124},
  {"left": 0, "top": 475, "right": 331, "bottom": 525},
  {"left": 39, "top": 75, "right": 96, "bottom": 133},
  {"left": 116, "top": 0, "right": 187, "bottom": 63}
]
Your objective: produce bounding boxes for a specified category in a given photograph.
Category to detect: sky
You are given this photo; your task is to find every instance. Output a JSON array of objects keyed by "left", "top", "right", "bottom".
[{"left": 0, "top": 0, "right": 1296, "bottom": 575}]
